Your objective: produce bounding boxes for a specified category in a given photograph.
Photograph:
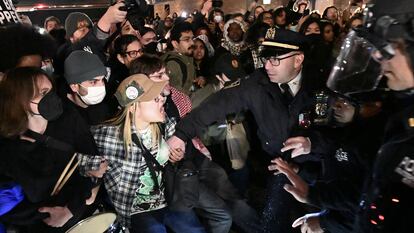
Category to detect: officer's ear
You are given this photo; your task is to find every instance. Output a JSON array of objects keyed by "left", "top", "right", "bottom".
[{"left": 293, "top": 52, "right": 305, "bottom": 69}]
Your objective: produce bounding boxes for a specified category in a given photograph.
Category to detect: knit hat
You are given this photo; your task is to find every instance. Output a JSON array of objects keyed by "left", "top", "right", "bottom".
[
  {"left": 213, "top": 53, "right": 246, "bottom": 81},
  {"left": 65, "top": 12, "right": 92, "bottom": 38},
  {"left": 64, "top": 50, "right": 107, "bottom": 84},
  {"left": 44, "top": 16, "right": 61, "bottom": 29},
  {"left": 115, "top": 74, "right": 168, "bottom": 107}
]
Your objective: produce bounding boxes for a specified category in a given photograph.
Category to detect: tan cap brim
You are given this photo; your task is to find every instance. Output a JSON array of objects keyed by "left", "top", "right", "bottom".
[{"left": 138, "top": 80, "right": 168, "bottom": 102}]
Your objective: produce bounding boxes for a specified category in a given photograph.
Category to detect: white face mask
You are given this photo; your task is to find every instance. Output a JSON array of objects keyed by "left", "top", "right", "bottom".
[
  {"left": 214, "top": 15, "right": 223, "bottom": 23},
  {"left": 78, "top": 85, "right": 106, "bottom": 105}
]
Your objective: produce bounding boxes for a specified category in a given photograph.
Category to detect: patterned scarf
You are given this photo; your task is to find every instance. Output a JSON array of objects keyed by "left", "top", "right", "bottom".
[
  {"left": 169, "top": 87, "right": 211, "bottom": 159},
  {"left": 222, "top": 19, "right": 247, "bottom": 56}
]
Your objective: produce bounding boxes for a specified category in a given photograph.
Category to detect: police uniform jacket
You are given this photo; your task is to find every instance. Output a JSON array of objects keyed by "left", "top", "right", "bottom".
[
  {"left": 357, "top": 101, "right": 414, "bottom": 233},
  {"left": 174, "top": 68, "right": 321, "bottom": 160}
]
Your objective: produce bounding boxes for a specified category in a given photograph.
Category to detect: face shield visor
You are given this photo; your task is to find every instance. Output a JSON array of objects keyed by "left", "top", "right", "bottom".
[{"left": 326, "top": 30, "right": 384, "bottom": 95}]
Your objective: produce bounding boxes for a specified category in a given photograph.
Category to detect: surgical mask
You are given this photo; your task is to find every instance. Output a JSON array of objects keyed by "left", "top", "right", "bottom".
[
  {"left": 41, "top": 63, "right": 54, "bottom": 76},
  {"left": 78, "top": 85, "right": 106, "bottom": 105},
  {"left": 214, "top": 15, "right": 223, "bottom": 23},
  {"left": 31, "top": 91, "right": 63, "bottom": 121}
]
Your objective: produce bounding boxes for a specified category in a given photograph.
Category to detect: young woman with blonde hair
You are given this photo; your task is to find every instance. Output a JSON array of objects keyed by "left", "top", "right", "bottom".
[{"left": 80, "top": 74, "right": 206, "bottom": 233}]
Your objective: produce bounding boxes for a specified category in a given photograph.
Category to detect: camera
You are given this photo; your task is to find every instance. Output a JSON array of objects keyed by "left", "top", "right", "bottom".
[
  {"left": 118, "top": 0, "right": 149, "bottom": 16},
  {"left": 212, "top": 0, "right": 223, "bottom": 8},
  {"left": 115, "top": 0, "right": 149, "bottom": 33}
]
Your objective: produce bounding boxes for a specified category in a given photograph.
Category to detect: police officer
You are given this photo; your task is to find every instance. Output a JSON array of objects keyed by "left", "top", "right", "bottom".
[
  {"left": 167, "top": 28, "right": 322, "bottom": 233},
  {"left": 274, "top": 0, "right": 414, "bottom": 232}
]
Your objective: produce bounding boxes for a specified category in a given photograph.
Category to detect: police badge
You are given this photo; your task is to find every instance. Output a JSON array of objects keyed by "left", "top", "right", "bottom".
[{"left": 314, "top": 91, "right": 330, "bottom": 125}]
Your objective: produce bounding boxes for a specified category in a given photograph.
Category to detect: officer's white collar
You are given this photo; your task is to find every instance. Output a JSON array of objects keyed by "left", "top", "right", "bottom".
[{"left": 278, "top": 70, "right": 302, "bottom": 96}]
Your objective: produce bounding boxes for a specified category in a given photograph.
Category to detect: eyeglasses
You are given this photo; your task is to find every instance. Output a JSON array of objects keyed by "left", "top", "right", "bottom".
[
  {"left": 260, "top": 53, "right": 299, "bottom": 66},
  {"left": 149, "top": 70, "right": 169, "bottom": 80},
  {"left": 125, "top": 49, "right": 143, "bottom": 58}
]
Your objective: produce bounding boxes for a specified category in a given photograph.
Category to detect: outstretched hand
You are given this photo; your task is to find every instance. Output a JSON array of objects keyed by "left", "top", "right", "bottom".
[
  {"left": 272, "top": 158, "right": 309, "bottom": 203},
  {"left": 292, "top": 213, "right": 324, "bottom": 233},
  {"left": 281, "top": 136, "right": 311, "bottom": 158}
]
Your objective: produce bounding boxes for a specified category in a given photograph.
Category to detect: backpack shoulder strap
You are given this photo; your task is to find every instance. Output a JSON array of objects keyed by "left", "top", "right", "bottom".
[{"left": 165, "top": 55, "right": 188, "bottom": 87}]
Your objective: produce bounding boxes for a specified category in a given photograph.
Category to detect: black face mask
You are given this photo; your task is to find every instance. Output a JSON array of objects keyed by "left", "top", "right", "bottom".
[
  {"left": 306, "top": 33, "right": 323, "bottom": 44},
  {"left": 31, "top": 91, "right": 63, "bottom": 121},
  {"left": 144, "top": 41, "right": 158, "bottom": 54}
]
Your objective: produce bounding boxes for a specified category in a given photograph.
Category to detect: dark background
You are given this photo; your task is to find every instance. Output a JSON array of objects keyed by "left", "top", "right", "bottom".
[
  {"left": 16, "top": 0, "right": 110, "bottom": 6},
  {"left": 15, "top": 0, "right": 154, "bottom": 27},
  {"left": 15, "top": 0, "right": 111, "bottom": 26}
]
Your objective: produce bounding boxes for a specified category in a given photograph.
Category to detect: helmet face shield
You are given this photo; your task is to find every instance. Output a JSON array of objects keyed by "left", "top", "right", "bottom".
[{"left": 327, "top": 30, "right": 383, "bottom": 95}]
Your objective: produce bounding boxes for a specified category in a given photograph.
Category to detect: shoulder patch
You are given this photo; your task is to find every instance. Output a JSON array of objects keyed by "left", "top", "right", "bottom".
[
  {"left": 224, "top": 80, "right": 241, "bottom": 90},
  {"left": 395, "top": 156, "right": 414, "bottom": 188}
]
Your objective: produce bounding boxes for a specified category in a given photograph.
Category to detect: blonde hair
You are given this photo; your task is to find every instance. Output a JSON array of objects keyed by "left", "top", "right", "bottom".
[{"left": 106, "top": 102, "right": 161, "bottom": 158}]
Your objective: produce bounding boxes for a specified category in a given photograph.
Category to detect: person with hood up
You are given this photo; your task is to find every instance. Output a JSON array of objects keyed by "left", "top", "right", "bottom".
[{"left": 215, "top": 19, "right": 247, "bottom": 58}]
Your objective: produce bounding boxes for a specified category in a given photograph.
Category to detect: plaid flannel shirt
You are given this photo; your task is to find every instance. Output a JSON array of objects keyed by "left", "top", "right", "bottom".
[{"left": 78, "top": 118, "right": 176, "bottom": 227}]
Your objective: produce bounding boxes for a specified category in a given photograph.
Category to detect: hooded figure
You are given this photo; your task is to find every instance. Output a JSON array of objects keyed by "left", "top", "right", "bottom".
[{"left": 219, "top": 19, "right": 247, "bottom": 57}]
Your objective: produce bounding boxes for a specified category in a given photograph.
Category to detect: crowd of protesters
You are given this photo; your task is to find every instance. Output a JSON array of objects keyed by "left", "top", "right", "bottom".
[{"left": 1, "top": 0, "right": 413, "bottom": 233}]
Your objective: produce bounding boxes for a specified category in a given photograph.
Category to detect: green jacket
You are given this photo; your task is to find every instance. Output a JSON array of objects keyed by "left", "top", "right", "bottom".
[{"left": 162, "top": 51, "right": 196, "bottom": 95}]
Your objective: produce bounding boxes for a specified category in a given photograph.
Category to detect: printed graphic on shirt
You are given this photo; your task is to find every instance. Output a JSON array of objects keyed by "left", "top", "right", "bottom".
[
  {"left": 395, "top": 156, "right": 414, "bottom": 188},
  {"left": 132, "top": 137, "right": 170, "bottom": 213}
]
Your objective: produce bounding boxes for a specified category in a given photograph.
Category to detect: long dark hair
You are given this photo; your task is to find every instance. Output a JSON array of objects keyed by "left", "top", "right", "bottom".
[
  {"left": 299, "top": 17, "right": 321, "bottom": 35},
  {"left": 0, "top": 67, "right": 53, "bottom": 137}
]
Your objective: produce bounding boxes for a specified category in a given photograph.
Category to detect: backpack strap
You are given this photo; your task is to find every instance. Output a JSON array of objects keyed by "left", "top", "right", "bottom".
[
  {"left": 131, "top": 134, "right": 163, "bottom": 190},
  {"left": 165, "top": 55, "right": 188, "bottom": 88}
]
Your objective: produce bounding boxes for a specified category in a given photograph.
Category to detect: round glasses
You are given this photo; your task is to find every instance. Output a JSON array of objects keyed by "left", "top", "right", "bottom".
[{"left": 125, "top": 49, "right": 143, "bottom": 58}]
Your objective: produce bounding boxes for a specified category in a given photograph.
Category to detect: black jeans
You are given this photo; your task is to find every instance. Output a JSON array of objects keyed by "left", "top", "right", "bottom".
[
  {"left": 261, "top": 174, "right": 296, "bottom": 233},
  {"left": 129, "top": 208, "right": 207, "bottom": 233},
  {"left": 198, "top": 157, "right": 261, "bottom": 233}
]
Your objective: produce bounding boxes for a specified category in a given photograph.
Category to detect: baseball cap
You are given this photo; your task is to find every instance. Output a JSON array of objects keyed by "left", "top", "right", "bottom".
[{"left": 115, "top": 74, "right": 168, "bottom": 107}]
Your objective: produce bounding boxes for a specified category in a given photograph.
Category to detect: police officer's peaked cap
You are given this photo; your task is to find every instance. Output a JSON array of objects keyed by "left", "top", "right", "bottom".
[{"left": 260, "top": 27, "right": 308, "bottom": 58}]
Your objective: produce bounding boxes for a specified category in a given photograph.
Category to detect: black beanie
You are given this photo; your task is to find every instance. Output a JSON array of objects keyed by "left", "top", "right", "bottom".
[
  {"left": 65, "top": 12, "right": 92, "bottom": 38},
  {"left": 64, "top": 50, "right": 107, "bottom": 84}
]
